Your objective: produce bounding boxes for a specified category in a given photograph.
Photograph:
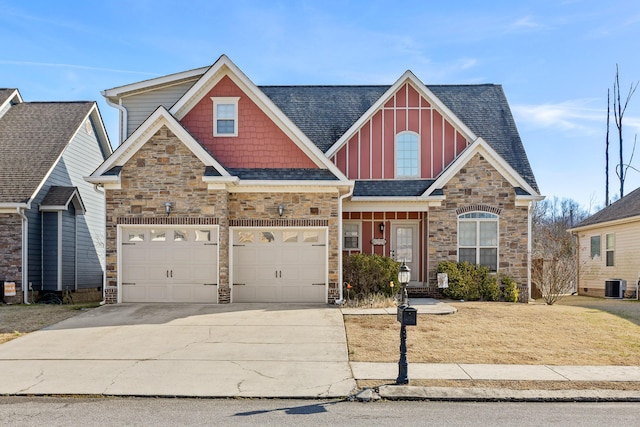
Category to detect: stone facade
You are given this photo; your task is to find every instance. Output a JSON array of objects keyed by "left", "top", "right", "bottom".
[
  {"left": 0, "top": 214, "right": 22, "bottom": 302},
  {"left": 103, "top": 125, "right": 341, "bottom": 304},
  {"left": 427, "top": 153, "right": 530, "bottom": 298},
  {"left": 104, "top": 126, "right": 228, "bottom": 303}
]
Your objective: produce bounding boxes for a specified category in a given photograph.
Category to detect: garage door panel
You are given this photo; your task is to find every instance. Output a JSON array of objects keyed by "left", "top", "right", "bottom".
[
  {"left": 121, "top": 227, "right": 218, "bottom": 303},
  {"left": 232, "top": 228, "right": 327, "bottom": 303}
]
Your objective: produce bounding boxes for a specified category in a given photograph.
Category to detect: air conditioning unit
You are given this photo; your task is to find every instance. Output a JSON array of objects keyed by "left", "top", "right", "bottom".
[{"left": 605, "top": 279, "right": 626, "bottom": 298}]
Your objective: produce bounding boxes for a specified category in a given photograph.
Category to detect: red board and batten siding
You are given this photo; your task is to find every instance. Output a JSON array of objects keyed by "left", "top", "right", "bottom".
[
  {"left": 332, "top": 83, "right": 468, "bottom": 179},
  {"left": 343, "top": 211, "right": 426, "bottom": 282},
  {"left": 180, "top": 76, "right": 318, "bottom": 169}
]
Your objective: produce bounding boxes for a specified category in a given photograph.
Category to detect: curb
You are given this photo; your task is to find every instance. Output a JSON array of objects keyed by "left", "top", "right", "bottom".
[{"left": 352, "top": 386, "right": 640, "bottom": 402}]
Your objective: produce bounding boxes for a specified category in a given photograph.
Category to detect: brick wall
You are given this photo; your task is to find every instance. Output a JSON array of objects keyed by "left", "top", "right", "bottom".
[
  {"left": 0, "top": 214, "right": 23, "bottom": 302},
  {"left": 427, "top": 153, "right": 530, "bottom": 300},
  {"left": 104, "top": 126, "right": 228, "bottom": 303}
]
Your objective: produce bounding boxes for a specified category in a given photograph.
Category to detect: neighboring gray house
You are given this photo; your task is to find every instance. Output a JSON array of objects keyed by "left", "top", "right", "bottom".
[
  {"left": 569, "top": 186, "right": 640, "bottom": 298},
  {"left": 0, "top": 88, "right": 112, "bottom": 303}
]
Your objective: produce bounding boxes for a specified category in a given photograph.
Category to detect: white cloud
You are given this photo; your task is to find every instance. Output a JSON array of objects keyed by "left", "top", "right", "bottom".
[
  {"left": 512, "top": 99, "right": 605, "bottom": 135},
  {"left": 509, "top": 15, "right": 543, "bottom": 31},
  {"left": 0, "top": 60, "right": 159, "bottom": 76}
]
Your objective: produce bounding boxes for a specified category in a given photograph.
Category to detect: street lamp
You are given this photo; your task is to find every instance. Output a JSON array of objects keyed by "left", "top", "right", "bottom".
[
  {"left": 397, "top": 261, "right": 410, "bottom": 306},
  {"left": 396, "top": 260, "right": 415, "bottom": 385}
]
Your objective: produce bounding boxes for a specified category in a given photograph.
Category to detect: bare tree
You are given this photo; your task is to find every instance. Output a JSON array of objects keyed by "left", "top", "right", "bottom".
[
  {"left": 531, "top": 198, "right": 589, "bottom": 304},
  {"left": 612, "top": 64, "right": 638, "bottom": 198}
]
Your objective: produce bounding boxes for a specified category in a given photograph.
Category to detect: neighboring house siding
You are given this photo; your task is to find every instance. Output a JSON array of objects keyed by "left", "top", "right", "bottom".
[
  {"left": 122, "top": 80, "right": 197, "bottom": 138},
  {"left": 61, "top": 206, "right": 76, "bottom": 290},
  {"left": 332, "top": 82, "right": 468, "bottom": 179},
  {"left": 62, "top": 118, "right": 106, "bottom": 288},
  {"left": 42, "top": 212, "right": 58, "bottom": 290},
  {"left": 180, "top": 76, "right": 318, "bottom": 169},
  {"left": 27, "top": 117, "right": 106, "bottom": 290},
  {"left": 0, "top": 214, "right": 22, "bottom": 286},
  {"left": 576, "top": 220, "right": 640, "bottom": 297}
]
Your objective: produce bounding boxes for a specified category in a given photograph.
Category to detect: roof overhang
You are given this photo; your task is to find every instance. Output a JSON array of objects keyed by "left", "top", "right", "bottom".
[
  {"left": 0, "top": 202, "right": 30, "bottom": 213},
  {"left": 101, "top": 67, "right": 208, "bottom": 101},
  {"left": 568, "top": 215, "right": 640, "bottom": 233},
  {"left": 39, "top": 187, "right": 86, "bottom": 214},
  {"left": 343, "top": 198, "right": 442, "bottom": 212}
]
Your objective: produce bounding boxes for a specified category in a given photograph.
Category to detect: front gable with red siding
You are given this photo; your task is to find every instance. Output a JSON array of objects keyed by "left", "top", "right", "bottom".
[
  {"left": 180, "top": 75, "right": 318, "bottom": 169},
  {"left": 330, "top": 78, "right": 472, "bottom": 180}
]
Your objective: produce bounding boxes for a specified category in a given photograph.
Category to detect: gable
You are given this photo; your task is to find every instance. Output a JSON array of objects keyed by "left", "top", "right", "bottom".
[
  {"left": 180, "top": 75, "right": 318, "bottom": 169},
  {"left": 331, "top": 81, "right": 469, "bottom": 180}
]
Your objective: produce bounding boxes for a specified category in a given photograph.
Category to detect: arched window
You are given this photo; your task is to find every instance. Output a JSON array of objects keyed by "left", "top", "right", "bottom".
[
  {"left": 458, "top": 212, "right": 498, "bottom": 272},
  {"left": 395, "top": 132, "right": 419, "bottom": 178}
]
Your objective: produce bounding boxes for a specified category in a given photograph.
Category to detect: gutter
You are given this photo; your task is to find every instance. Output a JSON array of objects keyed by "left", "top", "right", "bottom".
[
  {"left": 16, "top": 207, "right": 29, "bottom": 304},
  {"left": 527, "top": 201, "right": 535, "bottom": 302},
  {"left": 103, "top": 95, "right": 127, "bottom": 145}
]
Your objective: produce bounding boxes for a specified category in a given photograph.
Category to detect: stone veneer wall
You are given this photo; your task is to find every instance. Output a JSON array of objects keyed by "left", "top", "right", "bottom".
[
  {"left": 228, "top": 191, "right": 341, "bottom": 303},
  {"left": 0, "top": 214, "right": 23, "bottom": 302},
  {"left": 427, "top": 153, "right": 530, "bottom": 300},
  {"left": 104, "top": 126, "right": 228, "bottom": 303}
]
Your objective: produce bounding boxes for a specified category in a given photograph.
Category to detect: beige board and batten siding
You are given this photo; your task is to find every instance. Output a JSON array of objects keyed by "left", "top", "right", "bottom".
[
  {"left": 121, "top": 80, "right": 196, "bottom": 139},
  {"left": 576, "top": 219, "right": 640, "bottom": 296}
]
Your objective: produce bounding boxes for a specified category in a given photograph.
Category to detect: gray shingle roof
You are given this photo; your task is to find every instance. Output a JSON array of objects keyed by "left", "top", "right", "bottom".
[
  {"left": 40, "top": 186, "right": 79, "bottom": 207},
  {"left": 574, "top": 186, "right": 640, "bottom": 228},
  {"left": 353, "top": 180, "right": 436, "bottom": 197},
  {"left": 0, "top": 89, "right": 17, "bottom": 105},
  {"left": 227, "top": 168, "right": 339, "bottom": 181},
  {"left": 261, "top": 84, "right": 538, "bottom": 193},
  {"left": 0, "top": 102, "right": 94, "bottom": 203}
]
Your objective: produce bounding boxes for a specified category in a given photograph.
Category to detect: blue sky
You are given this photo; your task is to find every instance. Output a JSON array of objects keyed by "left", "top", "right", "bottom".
[{"left": 2, "top": 0, "right": 640, "bottom": 211}]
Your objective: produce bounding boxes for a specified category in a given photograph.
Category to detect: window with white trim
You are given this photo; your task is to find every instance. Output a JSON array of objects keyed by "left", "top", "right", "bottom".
[
  {"left": 458, "top": 212, "right": 498, "bottom": 272},
  {"left": 606, "top": 233, "right": 615, "bottom": 266},
  {"left": 395, "top": 132, "right": 419, "bottom": 177},
  {"left": 211, "top": 97, "right": 239, "bottom": 136},
  {"left": 590, "top": 235, "right": 601, "bottom": 259},
  {"left": 343, "top": 222, "right": 361, "bottom": 250}
]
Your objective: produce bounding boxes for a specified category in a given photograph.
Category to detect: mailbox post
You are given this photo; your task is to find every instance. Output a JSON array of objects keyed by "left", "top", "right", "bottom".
[{"left": 396, "top": 261, "right": 416, "bottom": 385}]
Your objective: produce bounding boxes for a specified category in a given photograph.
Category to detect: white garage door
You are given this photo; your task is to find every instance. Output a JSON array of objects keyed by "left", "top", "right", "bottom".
[
  {"left": 121, "top": 227, "right": 218, "bottom": 303},
  {"left": 232, "top": 228, "right": 327, "bottom": 303}
]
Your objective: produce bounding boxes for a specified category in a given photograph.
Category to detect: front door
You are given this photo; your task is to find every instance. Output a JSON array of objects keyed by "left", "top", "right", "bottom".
[{"left": 391, "top": 223, "right": 419, "bottom": 283}]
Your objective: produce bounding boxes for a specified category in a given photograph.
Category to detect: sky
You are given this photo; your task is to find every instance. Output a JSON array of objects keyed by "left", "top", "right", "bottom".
[{"left": 1, "top": 0, "right": 640, "bottom": 213}]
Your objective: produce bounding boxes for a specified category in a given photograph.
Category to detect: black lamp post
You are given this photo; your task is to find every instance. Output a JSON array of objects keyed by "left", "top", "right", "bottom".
[{"left": 396, "top": 260, "right": 413, "bottom": 385}]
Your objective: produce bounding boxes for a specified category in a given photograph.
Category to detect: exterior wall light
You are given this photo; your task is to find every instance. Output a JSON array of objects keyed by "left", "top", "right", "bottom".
[
  {"left": 278, "top": 205, "right": 284, "bottom": 217},
  {"left": 165, "top": 202, "right": 172, "bottom": 216},
  {"left": 379, "top": 222, "right": 385, "bottom": 234}
]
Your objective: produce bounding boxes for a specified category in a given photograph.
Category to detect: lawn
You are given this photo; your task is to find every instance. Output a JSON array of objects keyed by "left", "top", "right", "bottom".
[
  {"left": 344, "top": 296, "right": 640, "bottom": 366},
  {"left": 0, "top": 303, "right": 99, "bottom": 344}
]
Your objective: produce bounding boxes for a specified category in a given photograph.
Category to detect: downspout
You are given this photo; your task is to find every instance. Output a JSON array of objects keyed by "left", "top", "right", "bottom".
[
  {"left": 527, "top": 201, "right": 533, "bottom": 302},
  {"left": 17, "top": 207, "right": 29, "bottom": 304},
  {"left": 335, "top": 186, "right": 354, "bottom": 305},
  {"left": 104, "top": 96, "right": 127, "bottom": 145},
  {"left": 92, "top": 183, "right": 107, "bottom": 305}
]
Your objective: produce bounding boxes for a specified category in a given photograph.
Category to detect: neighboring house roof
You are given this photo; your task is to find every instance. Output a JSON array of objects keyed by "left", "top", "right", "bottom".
[
  {"left": 39, "top": 186, "right": 86, "bottom": 213},
  {"left": 0, "top": 102, "right": 96, "bottom": 204},
  {"left": 571, "top": 186, "right": 640, "bottom": 230},
  {"left": 0, "top": 88, "right": 18, "bottom": 105},
  {"left": 262, "top": 84, "right": 538, "bottom": 193}
]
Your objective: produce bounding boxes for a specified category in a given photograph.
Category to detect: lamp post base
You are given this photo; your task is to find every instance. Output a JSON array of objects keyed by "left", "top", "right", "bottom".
[{"left": 396, "top": 323, "right": 408, "bottom": 385}]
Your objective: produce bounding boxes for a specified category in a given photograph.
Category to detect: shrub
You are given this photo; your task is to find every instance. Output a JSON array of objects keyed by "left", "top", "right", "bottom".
[
  {"left": 436, "top": 261, "right": 500, "bottom": 301},
  {"left": 501, "top": 275, "right": 519, "bottom": 302},
  {"left": 343, "top": 253, "right": 399, "bottom": 300}
]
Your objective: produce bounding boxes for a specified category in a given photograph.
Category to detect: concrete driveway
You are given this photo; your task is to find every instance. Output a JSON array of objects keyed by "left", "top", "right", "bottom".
[{"left": 0, "top": 303, "right": 356, "bottom": 398}]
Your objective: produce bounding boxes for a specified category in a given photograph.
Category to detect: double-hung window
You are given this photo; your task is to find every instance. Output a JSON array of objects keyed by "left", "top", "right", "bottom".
[
  {"left": 212, "top": 97, "right": 239, "bottom": 136},
  {"left": 606, "top": 233, "right": 615, "bottom": 266},
  {"left": 458, "top": 212, "right": 498, "bottom": 272},
  {"left": 590, "top": 235, "right": 601, "bottom": 259},
  {"left": 343, "top": 222, "right": 361, "bottom": 250}
]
